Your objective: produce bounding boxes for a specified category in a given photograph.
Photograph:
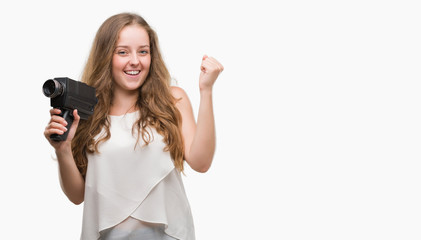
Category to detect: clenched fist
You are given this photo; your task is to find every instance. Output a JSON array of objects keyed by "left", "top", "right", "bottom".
[{"left": 199, "top": 55, "right": 224, "bottom": 92}]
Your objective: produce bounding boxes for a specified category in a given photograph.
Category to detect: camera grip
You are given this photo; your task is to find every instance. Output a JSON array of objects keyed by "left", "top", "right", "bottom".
[{"left": 50, "top": 109, "right": 74, "bottom": 142}]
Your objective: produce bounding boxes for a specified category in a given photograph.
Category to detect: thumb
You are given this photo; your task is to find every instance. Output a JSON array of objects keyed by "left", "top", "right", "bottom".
[
  {"left": 73, "top": 109, "right": 81, "bottom": 127},
  {"left": 201, "top": 55, "right": 209, "bottom": 73},
  {"left": 66, "top": 109, "right": 81, "bottom": 141}
]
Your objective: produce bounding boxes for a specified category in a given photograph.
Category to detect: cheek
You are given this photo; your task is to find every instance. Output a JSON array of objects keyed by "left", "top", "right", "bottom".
[
  {"left": 112, "top": 57, "right": 126, "bottom": 77},
  {"left": 144, "top": 57, "right": 152, "bottom": 72},
  {"left": 112, "top": 57, "right": 122, "bottom": 69},
  {"left": 111, "top": 58, "right": 118, "bottom": 72}
]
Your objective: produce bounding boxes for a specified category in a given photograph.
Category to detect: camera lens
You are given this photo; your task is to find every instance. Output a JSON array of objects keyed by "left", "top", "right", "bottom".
[{"left": 43, "top": 79, "right": 64, "bottom": 98}]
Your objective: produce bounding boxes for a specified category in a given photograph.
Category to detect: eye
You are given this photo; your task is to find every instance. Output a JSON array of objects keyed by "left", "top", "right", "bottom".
[
  {"left": 116, "top": 50, "right": 128, "bottom": 55},
  {"left": 139, "top": 50, "right": 149, "bottom": 55}
]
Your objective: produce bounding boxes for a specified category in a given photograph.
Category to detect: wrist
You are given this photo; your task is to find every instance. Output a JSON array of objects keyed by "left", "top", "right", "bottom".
[
  {"left": 199, "top": 87, "right": 213, "bottom": 96},
  {"left": 55, "top": 144, "right": 72, "bottom": 158}
]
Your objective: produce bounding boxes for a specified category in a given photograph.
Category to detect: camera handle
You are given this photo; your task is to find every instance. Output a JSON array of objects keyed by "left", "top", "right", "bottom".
[{"left": 50, "top": 108, "right": 74, "bottom": 142}]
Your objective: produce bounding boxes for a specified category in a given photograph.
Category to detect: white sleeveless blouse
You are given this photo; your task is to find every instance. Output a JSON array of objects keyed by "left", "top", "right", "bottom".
[{"left": 81, "top": 111, "right": 195, "bottom": 240}]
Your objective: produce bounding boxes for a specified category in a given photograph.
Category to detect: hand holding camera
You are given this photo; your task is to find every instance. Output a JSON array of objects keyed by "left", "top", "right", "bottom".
[
  {"left": 43, "top": 77, "right": 97, "bottom": 145},
  {"left": 44, "top": 108, "right": 81, "bottom": 149}
]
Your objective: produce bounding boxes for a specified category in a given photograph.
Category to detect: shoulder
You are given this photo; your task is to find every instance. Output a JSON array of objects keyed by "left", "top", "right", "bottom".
[
  {"left": 170, "top": 86, "right": 193, "bottom": 111},
  {"left": 170, "top": 86, "right": 188, "bottom": 99},
  {"left": 170, "top": 86, "right": 191, "bottom": 106}
]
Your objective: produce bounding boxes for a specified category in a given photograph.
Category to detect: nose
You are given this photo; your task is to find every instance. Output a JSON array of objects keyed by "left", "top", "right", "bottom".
[{"left": 129, "top": 54, "right": 140, "bottom": 66}]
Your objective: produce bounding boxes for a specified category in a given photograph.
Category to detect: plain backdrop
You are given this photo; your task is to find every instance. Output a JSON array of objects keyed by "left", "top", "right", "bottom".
[{"left": 0, "top": 0, "right": 420, "bottom": 239}]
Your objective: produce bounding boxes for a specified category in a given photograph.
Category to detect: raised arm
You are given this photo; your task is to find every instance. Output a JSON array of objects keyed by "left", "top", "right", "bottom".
[{"left": 172, "top": 55, "right": 223, "bottom": 173}]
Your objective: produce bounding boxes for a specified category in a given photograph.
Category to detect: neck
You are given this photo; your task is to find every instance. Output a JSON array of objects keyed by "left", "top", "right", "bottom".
[{"left": 110, "top": 89, "right": 139, "bottom": 115}]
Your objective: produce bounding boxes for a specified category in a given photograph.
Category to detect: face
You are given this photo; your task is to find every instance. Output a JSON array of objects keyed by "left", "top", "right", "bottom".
[{"left": 112, "top": 24, "right": 151, "bottom": 94}]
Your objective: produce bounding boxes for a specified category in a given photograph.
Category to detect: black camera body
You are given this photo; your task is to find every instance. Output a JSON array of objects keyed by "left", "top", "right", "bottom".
[{"left": 43, "top": 77, "right": 98, "bottom": 141}]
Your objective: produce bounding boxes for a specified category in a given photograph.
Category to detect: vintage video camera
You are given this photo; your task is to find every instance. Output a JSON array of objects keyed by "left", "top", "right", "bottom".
[{"left": 43, "top": 77, "right": 98, "bottom": 141}]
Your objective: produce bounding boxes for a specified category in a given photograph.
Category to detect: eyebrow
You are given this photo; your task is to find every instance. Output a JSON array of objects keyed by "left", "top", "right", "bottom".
[{"left": 116, "top": 45, "right": 150, "bottom": 48}]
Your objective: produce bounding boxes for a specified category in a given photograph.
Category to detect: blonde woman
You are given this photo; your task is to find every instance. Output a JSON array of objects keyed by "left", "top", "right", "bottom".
[{"left": 44, "top": 13, "right": 223, "bottom": 240}]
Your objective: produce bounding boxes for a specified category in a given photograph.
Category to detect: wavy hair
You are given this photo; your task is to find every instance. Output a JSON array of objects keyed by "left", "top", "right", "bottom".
[{"left": 72, "top": 13, "right": 184, "bottom": 177}]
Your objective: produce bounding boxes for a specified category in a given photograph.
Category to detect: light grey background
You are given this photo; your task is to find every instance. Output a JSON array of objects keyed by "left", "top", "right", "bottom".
[{"left": 0, "top": 0, "right": 420, "bottom": 239}]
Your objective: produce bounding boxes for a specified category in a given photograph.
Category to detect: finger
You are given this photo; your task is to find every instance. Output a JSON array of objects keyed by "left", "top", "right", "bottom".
[
  {"left": 203, "top": 57, "right": 219, "bottom": 67},
  {"left": 49, "top": 115, "right": 68, "bottom": 126},
  {"left": 46, "top": 122, "right": 68, "bottom": 134},
  {"left": 212, "top": 61, "right": 223, "bottom": 73},
  {"left": 50, "top": 108, "right": 61, "bottom": 116},
  {"left": 50, "top": 122, "right": 68, "bottom": 132},
  {"left": 44, "top": 127, "right": 65, "bottom": 138},
  {"left": 218, "top": 63, "right": 224, "bottom": 72},
  {"left": 204, "top": 56, "right": 219, "bottom": 64},
  {"left": 205, "top": 57, "right": 224, "bottom": 72},
  {"left": 201, "top": 59, "right": 222, "bottom": 73}
]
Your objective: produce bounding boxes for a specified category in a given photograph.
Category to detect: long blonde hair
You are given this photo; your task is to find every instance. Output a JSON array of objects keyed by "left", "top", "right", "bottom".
[{"left": 72, "top": 13, "right": 184, "bottom": 177}]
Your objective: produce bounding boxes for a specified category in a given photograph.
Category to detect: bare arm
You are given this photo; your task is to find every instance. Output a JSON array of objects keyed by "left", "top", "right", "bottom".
[
  {"left": 44, "top": 108, "right": 85, "bottom": 204},
  {"left": 173, "top": 55, "right": 223, "bottom": 173}
]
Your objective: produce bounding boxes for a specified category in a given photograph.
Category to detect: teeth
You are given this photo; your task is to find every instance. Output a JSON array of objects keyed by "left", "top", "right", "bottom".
[{"left": 125, "top": 70, "right": 140, "bottom": 75}]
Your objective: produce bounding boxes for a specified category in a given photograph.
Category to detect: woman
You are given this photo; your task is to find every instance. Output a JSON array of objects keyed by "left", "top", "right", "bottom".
[{"left": 44, "top": 12, "right": 223, "bottom": 240}]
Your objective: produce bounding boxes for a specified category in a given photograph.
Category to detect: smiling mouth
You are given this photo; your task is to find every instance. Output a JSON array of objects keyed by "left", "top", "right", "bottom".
[{"left": 124, "top": 70, "right": 140, "bottom": 76}]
